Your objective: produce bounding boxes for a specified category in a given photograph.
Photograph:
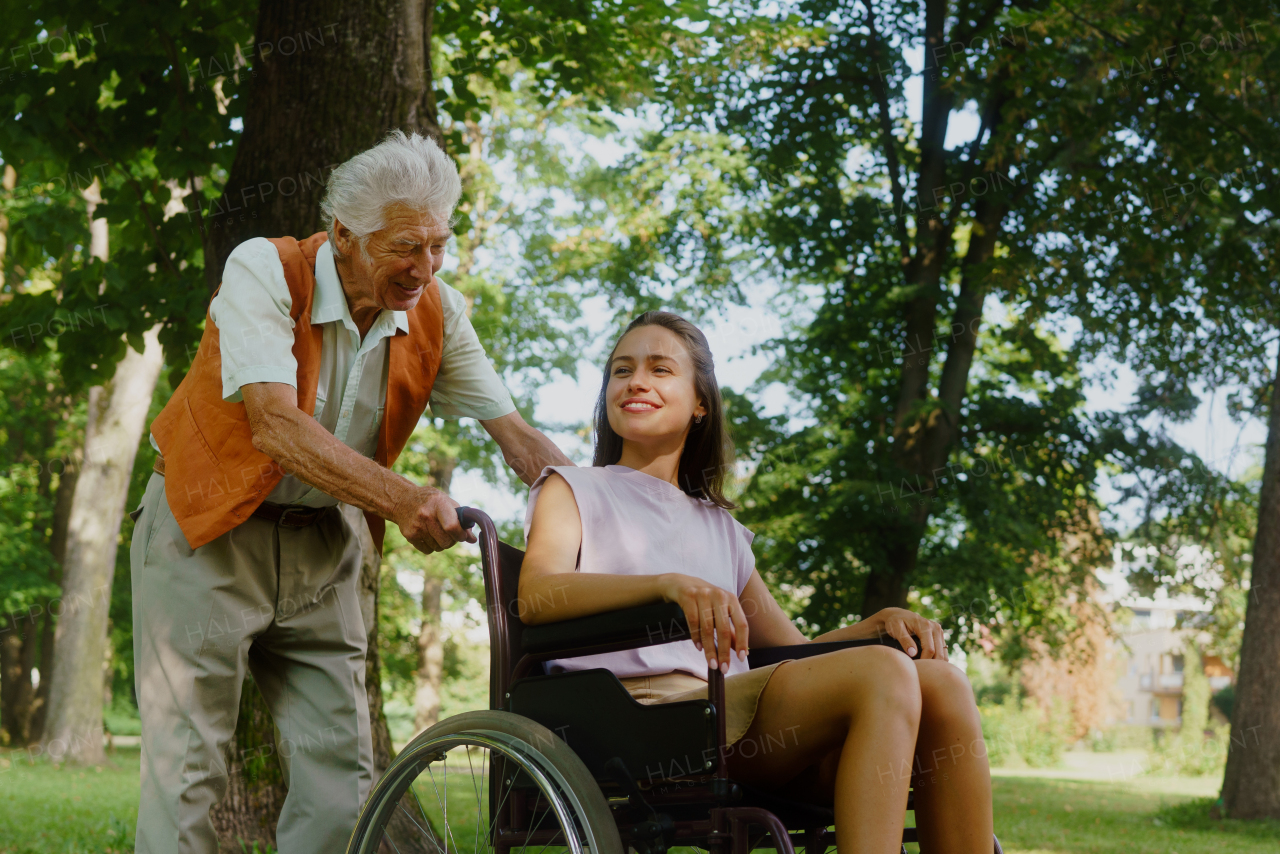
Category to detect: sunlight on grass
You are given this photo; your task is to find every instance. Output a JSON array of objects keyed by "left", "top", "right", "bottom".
[
  {"left": 3, "top": 746, "right": 1278, "bottom": 854},
  {"left": 0, "top": 747, "right": 139, "bottom": 854}
]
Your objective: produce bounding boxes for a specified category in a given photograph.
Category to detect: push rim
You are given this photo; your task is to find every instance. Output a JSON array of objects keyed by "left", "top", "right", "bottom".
[{"left": 350, "top": 729, "right": 601, "bottom": 854}]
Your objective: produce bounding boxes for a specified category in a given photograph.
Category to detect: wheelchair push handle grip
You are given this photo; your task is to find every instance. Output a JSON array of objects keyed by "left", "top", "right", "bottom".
[{"left": 456, "top": 506, "right": 476, "bottom": 530}]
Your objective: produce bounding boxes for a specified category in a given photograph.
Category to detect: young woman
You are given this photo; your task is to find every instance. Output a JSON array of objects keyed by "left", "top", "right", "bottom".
[{"left": 520, "top": 311, "right": 994, "bottom": 854}]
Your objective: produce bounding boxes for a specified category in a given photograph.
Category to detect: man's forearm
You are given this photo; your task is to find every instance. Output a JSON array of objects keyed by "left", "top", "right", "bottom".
[
  {"left": 250, "top": 405, "right": 421, "bottom": 519},
  {"left": 509, "top": 428, "right": 573, "bottom": 486},
  {"left": 483, "top": 411, "right": 574, "bottom": 486}
]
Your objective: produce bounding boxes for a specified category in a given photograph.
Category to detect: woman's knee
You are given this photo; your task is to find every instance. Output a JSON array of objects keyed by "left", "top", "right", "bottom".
[
  {"left": 829, "top": 646, "right": 922, "bottom": 720},
  {"left": 916, "top": 659, "right": 979, "bottom": 722}
]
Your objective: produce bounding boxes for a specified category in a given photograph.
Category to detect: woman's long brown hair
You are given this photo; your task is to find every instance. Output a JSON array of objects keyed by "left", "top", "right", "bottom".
[{"left": 592, "top": 311, "right": 737, "bottom": 509}]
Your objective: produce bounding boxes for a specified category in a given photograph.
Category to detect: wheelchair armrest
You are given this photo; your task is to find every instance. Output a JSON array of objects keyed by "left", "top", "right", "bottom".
[
  {"left": 520, "top": 601, "right": 689, "bottom": 657},
  {"left": 747, "top": 633, "right": 923, "bottom": 669}
]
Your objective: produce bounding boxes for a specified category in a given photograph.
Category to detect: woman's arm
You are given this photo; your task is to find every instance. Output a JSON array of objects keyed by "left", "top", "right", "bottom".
[
  {"left": 738, "top": 571, "right": 808, "bottom": 647},
  {"left": 812, "top": 608, "right": 948, "bottom": 660},
  {"left": 519, "top": 473, "right": 667, "bottom": 624},
  {"left": 737, "top": 569, "right": 947, "bottom": 660},
  {"left": 519, "top": 473, "right": 750, "bottom": 673}
]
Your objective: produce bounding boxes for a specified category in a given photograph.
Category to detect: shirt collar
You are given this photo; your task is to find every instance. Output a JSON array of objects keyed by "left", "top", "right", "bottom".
[{"left": 312, "top": 241, "right": 410, "bottom": 335}]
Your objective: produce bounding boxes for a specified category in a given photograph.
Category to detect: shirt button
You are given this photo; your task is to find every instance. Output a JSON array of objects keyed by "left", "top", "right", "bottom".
[{"left": 342, "top": 410, "right": 351, "bottom": 418}]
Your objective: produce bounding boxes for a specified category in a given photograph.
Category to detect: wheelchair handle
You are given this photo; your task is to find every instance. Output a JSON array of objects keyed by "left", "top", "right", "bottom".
[{"left": 457, "top": 506, "right": 477, "bottom": 530}]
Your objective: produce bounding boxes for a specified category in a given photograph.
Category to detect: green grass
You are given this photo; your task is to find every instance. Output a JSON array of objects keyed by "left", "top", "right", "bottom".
[
  {"left": 0, "top": 747, "right": 139, "bottom": 854},
  {"left": 976, "top": 776, "right": 1280, "bottom": 854},
  {"left": 3, "top": 746, "right": 1278, "bottom": 854}
]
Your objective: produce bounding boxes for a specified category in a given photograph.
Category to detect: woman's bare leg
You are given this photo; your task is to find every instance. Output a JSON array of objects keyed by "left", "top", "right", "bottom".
[
  {"left": 725, "top": 646, "right": 922, "bottom": 854},
  {"left": 909, "top": 660, "right": 993, "bottom": 854}
]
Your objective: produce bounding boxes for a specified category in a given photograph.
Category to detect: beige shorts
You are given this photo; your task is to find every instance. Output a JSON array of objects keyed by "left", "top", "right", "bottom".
[{"left": 619, "top": 661, "right": 792, "bottom": 745}]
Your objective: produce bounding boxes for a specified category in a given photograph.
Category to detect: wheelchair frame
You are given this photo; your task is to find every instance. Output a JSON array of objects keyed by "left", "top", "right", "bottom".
[{"left": 461, "top": 506, "right": 1000, "bottom": 854}]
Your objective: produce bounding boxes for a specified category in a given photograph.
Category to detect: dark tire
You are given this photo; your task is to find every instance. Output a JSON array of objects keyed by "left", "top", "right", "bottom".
[{"left": 347, "top": 710, "right": 623, "bottom": 854}]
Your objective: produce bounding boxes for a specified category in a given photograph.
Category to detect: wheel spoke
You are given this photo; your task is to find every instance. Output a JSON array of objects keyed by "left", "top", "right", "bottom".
[
  {"left": 484, "top": 762, "right": 522, "bottom": 852},
  {"left": 426, "top": 757, "right": 467, "bottom": 854},
  {"left": 406, "top": 777, "right": 437, "bottom": 850},
  {"left": 521, "top": 792, "right": 553, "bottom": 851},
  {"left": 396, "top": 800, "right": 435, "bottom": 845},
  {"left": 467, "top": 745, "right": 487, "bottom": 854},
  {"left": 351, "top": 722, "right": 608, "bottom": 854}
]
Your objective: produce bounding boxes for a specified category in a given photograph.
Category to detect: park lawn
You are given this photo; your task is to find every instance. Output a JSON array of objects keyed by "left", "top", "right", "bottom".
[
  {"left": 0, "top": 747, "right": 139, "bottom": 854},
  {"left": 2, "top": 746, "right": 1278, "bottom": 854},
  {"left": 974, "top": 775, "right": 1280, "bottom": 854}
]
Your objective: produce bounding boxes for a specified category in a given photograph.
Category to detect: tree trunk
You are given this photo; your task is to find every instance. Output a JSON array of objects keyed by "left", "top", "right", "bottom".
[
  {"left": 1220, "top": 345, "right": 1280, "bottom": 818},
  {"left": 201, "top": 0, "right": 444, "bottom": 839},
  {"left": 39, "top": 327, "right": 164, "bottom": 764},
  {"left": 342, "top": 503, "right": 441, "bottom": 854},
  {"left": 414, "top": 455, "right": 455, "bottom": 734},
  {"left": 0, "top": 615, "right": 39, "bottom": 746},
  {"left": 209, "top": 675, "right": 290, "bottom": 852},
  {"left": 414, "top": 577, "right": 445, "bottom": 733},
  {"left": 0, "top": 163, "right": 14, "bottom": 292},
  {"left": 203, "top": 0, "right": 442, "bottom": 292},
  {"left": 29, "top": 462, "right": 78, "bottom": 744},
  {"left": 40, "top": 179, "right": 166, "bottom": 765},
  {"left": 344, "top": 504, "right": 397, "bottom": 776}
]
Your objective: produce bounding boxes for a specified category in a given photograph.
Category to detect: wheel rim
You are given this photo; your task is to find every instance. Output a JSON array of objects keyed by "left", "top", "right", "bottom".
[{"left": 352, "top": 730, "right": 599, "bottom": 854}]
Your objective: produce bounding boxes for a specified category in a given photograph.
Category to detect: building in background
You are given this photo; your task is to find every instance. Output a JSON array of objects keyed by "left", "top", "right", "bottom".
[{"left": 1097, "top": 560, "right": 1236, "bottom": 730}]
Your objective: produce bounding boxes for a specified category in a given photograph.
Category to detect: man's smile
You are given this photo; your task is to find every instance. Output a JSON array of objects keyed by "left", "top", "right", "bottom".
[{"left": 393, "top": 281, "right": 424, "bottom": 299}]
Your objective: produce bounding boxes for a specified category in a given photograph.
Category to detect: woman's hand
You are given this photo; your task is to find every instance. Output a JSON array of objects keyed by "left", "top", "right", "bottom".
[
  {"left": 873, "top": 608, "right": 948, "bottom": 661},
  {"left": 657, "top": 573, "right": 749, "bottom": 674}
]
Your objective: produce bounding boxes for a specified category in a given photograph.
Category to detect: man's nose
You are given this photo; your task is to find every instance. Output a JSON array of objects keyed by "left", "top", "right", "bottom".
[{"left": 408, "top": 252, "right": 434, "bottom": 280}]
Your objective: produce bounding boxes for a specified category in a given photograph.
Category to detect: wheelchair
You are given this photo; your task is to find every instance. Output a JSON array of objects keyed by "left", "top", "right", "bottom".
[{"left": 346, "top": 508, "right": 1003, "bottom": 854}]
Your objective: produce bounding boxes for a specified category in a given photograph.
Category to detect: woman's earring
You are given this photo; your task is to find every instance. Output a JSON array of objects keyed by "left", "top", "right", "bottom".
[{"left": 694, "top": 414, "right": 703, "bottom": 424}]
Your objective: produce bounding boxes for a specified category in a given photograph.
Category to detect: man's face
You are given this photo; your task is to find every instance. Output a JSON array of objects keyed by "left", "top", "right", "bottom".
[{"left": 333, "top": 203, "right": 452, "bottom": 313}]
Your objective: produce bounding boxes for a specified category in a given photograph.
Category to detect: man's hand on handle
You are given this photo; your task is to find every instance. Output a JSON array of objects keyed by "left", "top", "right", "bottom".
[{"left": 394, "top": 487, "right": 477, "bottom": 553}]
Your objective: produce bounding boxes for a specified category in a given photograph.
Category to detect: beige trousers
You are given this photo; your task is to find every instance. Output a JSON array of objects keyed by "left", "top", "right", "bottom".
[
  {"left": 130, "top": 472, "right": 375, "bottom": 854},
  {"left": 618, "top": 662, "right": 790, "bottom": 746}
]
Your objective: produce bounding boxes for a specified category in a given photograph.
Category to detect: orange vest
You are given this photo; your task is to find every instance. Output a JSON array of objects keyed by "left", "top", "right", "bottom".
[{"left": 150, "top": 232, "right": 444, "bottom": 552}]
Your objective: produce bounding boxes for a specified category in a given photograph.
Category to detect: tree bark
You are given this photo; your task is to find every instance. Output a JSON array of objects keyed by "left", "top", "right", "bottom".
[
  {"left": 413, "top": 455, "right": 455, "bottom": 734},
  {"left": 203, "top": 0, "right": 443, "bottom": 293},
  {"left": 0, "top": 163, "right": 14, "bottom": 292},
  {"left": 859, "top": 3, "right": 1024, "bottom": 617},
  {"left": 1220, "top": 344, "right": 1280, "bottom": 818},
  {"left": 30, "top": 462, "right": 78, "bottom": 744},
  {"left": 201, "top": 0, "right": 444, "bottom": 840},
  {"left": 0, "top": 615, "right": 39, "bottom": 746},
  {"left": 344, "top": 504, "right": 397, "bottom": 776},
  {"left": 39, "top": 179, "right": 166, "bottom": 765},
  {"left": 413, "top": 577, "right": 446, "bottom": 733},
  {"left": 39, "top": 326, "right": 164, "bottom": 764}
]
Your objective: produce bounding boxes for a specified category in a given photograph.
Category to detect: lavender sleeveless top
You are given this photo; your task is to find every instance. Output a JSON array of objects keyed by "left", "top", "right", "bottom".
[{"left": 523, "top": 465, "right": 757, "bottom": 680}]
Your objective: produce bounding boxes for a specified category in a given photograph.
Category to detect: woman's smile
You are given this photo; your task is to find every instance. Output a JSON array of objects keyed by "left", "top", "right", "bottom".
[{"left": 620, "top": 397, "right": 662, "bottom": 413}]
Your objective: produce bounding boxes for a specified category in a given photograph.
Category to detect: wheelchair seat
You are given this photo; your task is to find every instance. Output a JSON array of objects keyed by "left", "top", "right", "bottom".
[{"left": 508, "top": 667, "right": 717, "bottom": 784}]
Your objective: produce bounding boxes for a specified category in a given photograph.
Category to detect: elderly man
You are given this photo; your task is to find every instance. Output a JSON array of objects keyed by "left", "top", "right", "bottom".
[{"left": 129, "top": 131, "right": 571, "bottom": 854}]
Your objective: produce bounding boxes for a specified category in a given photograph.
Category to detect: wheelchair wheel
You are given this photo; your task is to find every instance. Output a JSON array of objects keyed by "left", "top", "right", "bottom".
[{"left": 347, "top": 710, "right": 623, "bottom": 854}]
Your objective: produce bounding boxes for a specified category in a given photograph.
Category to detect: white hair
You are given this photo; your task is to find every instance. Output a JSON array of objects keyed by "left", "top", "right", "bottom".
[{"left": 320, "top": 130, "right": 461, "bottom": 258}]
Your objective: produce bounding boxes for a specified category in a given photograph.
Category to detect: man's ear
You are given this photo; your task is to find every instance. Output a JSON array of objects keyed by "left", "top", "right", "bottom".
[{"left": 332, "top": 218, "right": 353, "bottom": 255}]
